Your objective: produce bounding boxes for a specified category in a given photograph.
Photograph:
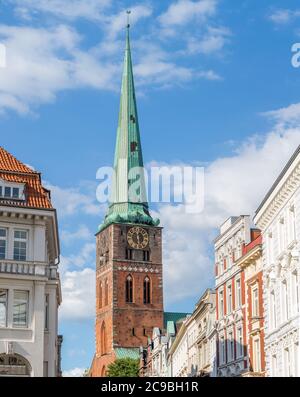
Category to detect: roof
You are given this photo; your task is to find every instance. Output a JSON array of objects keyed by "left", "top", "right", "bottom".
[
  {"left": 166, "top": 320, "right": 176, "bottom": 336},
  {"left": 0, "top": 147, "right": 37, "bottom": 174},
  {"left": 255, "top": 144, "right": 300, "bottom": 216},
  {"left": 114, "top": 347, "right": 140, "bottom": 360},
  {"left": 163, "top": 312, "right": 190, "bottom": 329},
  {"left": 98, "top": 26, "right": 159, "bottom": 231},
  {"left": 0, "top": 147, "right": 52, "bottom": 210}
]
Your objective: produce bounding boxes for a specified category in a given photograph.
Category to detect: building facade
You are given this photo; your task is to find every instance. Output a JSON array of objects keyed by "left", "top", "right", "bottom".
[
  {"left": 90, "top": 26, "right": 164, "bottom": 377},
  {"left": 0, "top": 147, "right": 62, "bottom": 377},
  {"left": 140, "top": 312, "right": 190, "bottom": 377},
  {"left": 254, "top": 145, "right": 300, "bottom": 377},
  {"left": 168, "top": 316, "right": 190, "bottom": 377},
  {"left": 194, "top": 289, "right": 216, "bottom": 377},
  {"left": 215, "top": 216, "right": 251, "bottom": 377},
  {"left": 237, "top": 230, "right": 265, "bottom": 376}
]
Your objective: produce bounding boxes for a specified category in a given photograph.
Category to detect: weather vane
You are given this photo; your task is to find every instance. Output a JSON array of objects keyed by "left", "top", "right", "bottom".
[{"left": 126, "top": 10, "right": 131, "bottom": 28}]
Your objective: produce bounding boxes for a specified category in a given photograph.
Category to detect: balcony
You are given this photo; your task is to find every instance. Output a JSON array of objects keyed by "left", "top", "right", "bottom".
[{"left": 0, "top": 259, "right": 49, "bottom": 278}]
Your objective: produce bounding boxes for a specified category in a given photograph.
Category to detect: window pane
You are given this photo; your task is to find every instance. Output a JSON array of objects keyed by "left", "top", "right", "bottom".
[
  {"left": 14, "top": 230, "right": 27, "bottom": 240},
  {"left": 4, "top": 187, "right": 11, "bottom": 197},
  {"left": 12, "top": 188, "right": 19, "bottom": 199},
  {"left": 13, "top": 291, "right": 29, "bottom": 327},
  {"left": 14, "top": 236, "right": 27, "bottom": 261},
  {"left": 0, "top": 290, "right": 7, "bottom": 328},
  {"left": 0, "top": 186, "right": 2, "bottom": 196},
  {"left": 0, "top": 229, "right": 6, "bottom": 238},
  {"left": 0, "top": 240, "right": 5, "bottom": 260}
]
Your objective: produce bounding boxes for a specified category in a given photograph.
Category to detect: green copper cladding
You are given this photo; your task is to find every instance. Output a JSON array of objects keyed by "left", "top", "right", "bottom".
[{"left": 99, "top": 26, "right": 159, "bottom": 231}]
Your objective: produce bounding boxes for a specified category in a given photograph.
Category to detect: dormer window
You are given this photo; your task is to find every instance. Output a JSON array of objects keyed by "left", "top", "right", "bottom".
[{"left": 0, "top": 181, "right": 24, "bottom": 200}]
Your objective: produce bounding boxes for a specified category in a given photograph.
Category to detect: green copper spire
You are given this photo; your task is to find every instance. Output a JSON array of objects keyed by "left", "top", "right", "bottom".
[{"left": 99, "top": 24, "right": 159, "bottom": 231}]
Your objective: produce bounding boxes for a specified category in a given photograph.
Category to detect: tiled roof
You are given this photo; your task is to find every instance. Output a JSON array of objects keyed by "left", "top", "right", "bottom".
[
  {"left": 0, "top": 147, "right": 52, "bottom": 209},
  {"left": 114, "top": 347, "right": 140, "bottom": 360}
]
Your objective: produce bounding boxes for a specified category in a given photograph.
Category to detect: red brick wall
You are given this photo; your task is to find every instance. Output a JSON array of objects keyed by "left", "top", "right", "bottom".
[{"left": 91, "top": 223, "right": 164, "bottom": 377}]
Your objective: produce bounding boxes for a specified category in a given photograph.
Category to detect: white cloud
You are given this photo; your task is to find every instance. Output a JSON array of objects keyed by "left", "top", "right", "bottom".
[
  {"left": 268, "top": 9, "right": 300, "bottom": 25},
  {"left": 134, "top": 40, "right": 220, "bottom": 86},
  {"left": 63, "top": 367, "right": 86, "bottom": 377},
  {"left": 186, "top": 26, "right": 231, "bottom": 55},
  {"left": 11, "top": 0, "right": 111, "bottom": 22},
  {"left": 60, "top": 267, "right": 95, "bottom": 320},
  {"left": 0, "top": 0, "right": 227, "bottom": 114},
  {"left": 61, "top": 242, "right": 95, "bottom": 269},
  {"left": 263, "top": 102, "right": 300, "bottom": 128},
  {"left": 159, "top": 0, "right": 216, "bottom": 27},
  {"left": 61, "top": 225, "right": 92, "bottom": 245},
  {"left": 45, "top": 181, "right": 103, "bottom": 217},
  {"left": 0, "top": 24, "right": 119, "bottom": 114},
  {"left": 157, "top": 107, "right": 300, "bottom": 303}
]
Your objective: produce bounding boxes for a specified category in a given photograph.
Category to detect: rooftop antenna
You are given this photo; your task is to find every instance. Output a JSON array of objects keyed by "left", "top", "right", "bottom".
[{"left": 126, "top": 10, "right": 131, "bottom": 29}]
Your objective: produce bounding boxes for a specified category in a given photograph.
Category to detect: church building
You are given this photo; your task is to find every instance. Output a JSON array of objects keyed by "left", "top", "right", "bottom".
[{"left": 90, "top": 25, "right": 165, "bottom": 377}]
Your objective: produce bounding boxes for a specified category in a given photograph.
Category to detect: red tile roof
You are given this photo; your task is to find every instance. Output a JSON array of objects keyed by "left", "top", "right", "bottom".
[{"left": 0, "top": 147, "right": 52, "bottom": 209}]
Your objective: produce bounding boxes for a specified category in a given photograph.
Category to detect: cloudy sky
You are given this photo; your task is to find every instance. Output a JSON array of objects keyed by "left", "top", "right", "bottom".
[{"left": 1, "top": 0, "right": 300, "bottom": 376}]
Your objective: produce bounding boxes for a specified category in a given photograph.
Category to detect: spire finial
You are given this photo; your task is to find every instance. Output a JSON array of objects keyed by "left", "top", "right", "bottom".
[{"left": 126, "top": 10, "right": 131, "bottom": 29}]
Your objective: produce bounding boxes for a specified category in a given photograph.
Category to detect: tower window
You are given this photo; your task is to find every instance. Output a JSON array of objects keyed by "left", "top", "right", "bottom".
[
  {"left": 132, "top": 328, "right": 135, "bottom": 336},
  {"left": 126, "top": 275, "right": 133, "bottom": 303},
  {"left": 104, "top": 279, "right": 108, "bottom": 306},
  {"left": 126, "top": 249, "right": 133, "bottom": 260},
  {"left": 143, "top": 251, "right": 150, "bottom": 261},
  {"left": 101, "top": 322, "right": 107, "bottom": 356},
  {"left": 143, "top": 276, "right": 151, "bottom": 304},
  {"left": 99, "top": 282, "right": 102, "bottom": 309}
]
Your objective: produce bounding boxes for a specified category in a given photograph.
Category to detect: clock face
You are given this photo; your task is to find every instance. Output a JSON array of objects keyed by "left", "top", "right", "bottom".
[{"left": 127, "top": 226, "right": 149, "bottom": 249}]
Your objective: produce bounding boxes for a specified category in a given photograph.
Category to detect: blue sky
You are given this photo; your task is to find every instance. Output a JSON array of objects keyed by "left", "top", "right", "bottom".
[{"left": 1, "top": 0, "right": 300, "bottom": 376}]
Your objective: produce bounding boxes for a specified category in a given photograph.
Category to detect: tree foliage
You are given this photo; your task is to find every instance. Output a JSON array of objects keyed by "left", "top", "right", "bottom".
[{"left": 107, "top": 358, "right": 139, "bottom": 377}]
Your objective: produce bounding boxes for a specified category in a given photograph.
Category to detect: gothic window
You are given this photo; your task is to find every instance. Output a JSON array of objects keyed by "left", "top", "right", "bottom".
[
  {"left": 104, "top": 279, "right": 108, "bottom": 306},
  {"left": 101, "top": 366, "right": 106, "bottom": 377},
  {"left": 143, "top": 251, "right": 150, "bottom": 261},
  {"left": 126, "top": 249, "right": 133, "bottom": 260},
  {"left": 143, "top": 276, "right": 151, "bottom": 304},
  {"left": 99, "top": 282, "right": 102, "bottom": 309},
  {"left": 101, "top": 322, "right": 107, "bottom": 356},
  {"left": 126, "top": 275, "right": 133, "bottom": 303}
]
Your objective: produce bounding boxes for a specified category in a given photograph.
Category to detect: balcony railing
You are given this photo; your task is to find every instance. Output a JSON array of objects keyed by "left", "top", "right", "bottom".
[{"left": 0, "top": 260, "right": 47, "bottom": 277}]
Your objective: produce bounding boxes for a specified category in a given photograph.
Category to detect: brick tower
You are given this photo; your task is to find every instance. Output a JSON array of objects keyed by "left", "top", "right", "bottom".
[{"left": 90, "top": 24, "right": 164, "bottom": 377}]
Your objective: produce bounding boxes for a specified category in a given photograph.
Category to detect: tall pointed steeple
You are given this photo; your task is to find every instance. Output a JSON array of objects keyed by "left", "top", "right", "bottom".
[{"left": 99, "top": 23, "right": 159, "bottom": 231}]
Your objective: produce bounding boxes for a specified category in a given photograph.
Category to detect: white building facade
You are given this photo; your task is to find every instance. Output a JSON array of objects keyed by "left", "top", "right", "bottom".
[
  {"left": 215, "top": 216, "right": 251, "bottom": 377},
  {"left": 194, "top": 289, "right": 216, "bottom": 377},
  {"left": 0, "top": 148, "right": 62, "bottom": 377},
  {"left": 254, "top": 145, "right": 300, "bottom": 377}
]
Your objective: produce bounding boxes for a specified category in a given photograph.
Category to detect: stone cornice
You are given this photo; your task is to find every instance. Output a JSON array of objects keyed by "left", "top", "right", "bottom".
[{"left": 254, "top": 161, "right": 300, "bottom": 230}]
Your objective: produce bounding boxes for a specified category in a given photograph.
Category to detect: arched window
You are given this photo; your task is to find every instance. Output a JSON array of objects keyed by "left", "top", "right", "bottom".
[
  {"left": 144, "top": 276, "right": 151, "bottom": 304},
  {"left": 104, "top": 279, "right": 108, "bottom": 306},
  {"left": 101, "top": 322, "right": 107, "bottom": 355},
  {"left": 0, "top": 354, "right": 31, "bottom": 377},
  {"left": 99, "top": 282, "right": 102, "bottom": 309},
  {"left": 126, "top": 275, "right": 133, "bottom": 303}
]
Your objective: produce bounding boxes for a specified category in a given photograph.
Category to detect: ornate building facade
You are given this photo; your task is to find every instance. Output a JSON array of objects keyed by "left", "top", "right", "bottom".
[
  {"left": 0, "top": 148, "right": 62, "bottom": 377},
  {"left": 254, "top": 145, "right": 300, "bottom": 377},
  {"left": 237, "top": 230, "right": 265, "bottom": 376},
  {"left": 90, "top": 26, "right": 164, "bottom": 377},
  {"left": 215, "top": 216, "right": 251, "bottom": 376}
]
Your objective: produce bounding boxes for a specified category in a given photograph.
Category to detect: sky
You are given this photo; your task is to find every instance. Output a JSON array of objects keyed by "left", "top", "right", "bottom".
[{"left": 1, "top": 0, "right": 300, "bottom": 376}]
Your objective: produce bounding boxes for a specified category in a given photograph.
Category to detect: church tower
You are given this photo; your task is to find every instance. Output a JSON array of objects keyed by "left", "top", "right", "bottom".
[{"left": 90, "top": 24, "right": 164, "bottom": 377}]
